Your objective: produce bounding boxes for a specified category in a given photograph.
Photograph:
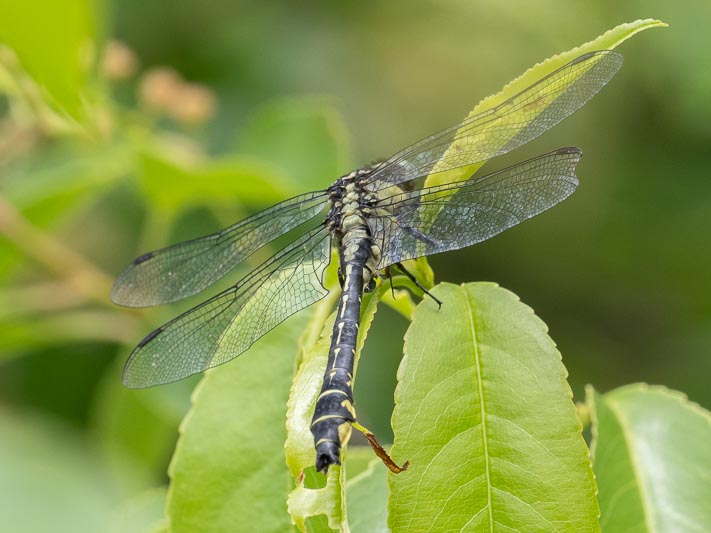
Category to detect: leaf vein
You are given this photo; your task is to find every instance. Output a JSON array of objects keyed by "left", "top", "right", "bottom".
[{"left": 464, "top": 288, "right": 494, "bottom": 532}]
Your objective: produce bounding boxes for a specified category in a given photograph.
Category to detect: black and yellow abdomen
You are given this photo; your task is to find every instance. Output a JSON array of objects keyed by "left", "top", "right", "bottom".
[{"left": 311, "top": 175, "right": 380, "bottom": 472}]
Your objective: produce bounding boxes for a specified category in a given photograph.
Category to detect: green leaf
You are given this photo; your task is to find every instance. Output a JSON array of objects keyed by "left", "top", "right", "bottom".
[
  {"left": 286, "top": 290, "right": 381, "bottom": 531},
  {"left": 346, "top": 458, "right": 388, "bottom": 533},
  {"left": 0, "top": 0, "right": 100, "bottom": 123},
  {"left": 92, "top": 360, "right": 193, "bottom": 494},
  {"left": 345, "top": 446, "right": 382, "bottom": 480},
  {"left": 138, "top": 150, "right": 294, "bottom": 214},
  {"left": 240, "top": 97, "right": 352, "bottom": 191},
  {"left": 389, "top": 282, "right": 598, "bottom": 532},
  {"left": 3, "top": 139, "right": 133, "bottom": 212},
  {"left": 167, "top": 310, "right": 314, "bottom": 533},
  {"left": 589, "top": 384, "right": 711, "bottom": 532},
  {"left": 426, "top": 18, "right": 667, "bottom": 188},
  {"left": 0, "top": 310, "right": 139, "bottom": 356}
]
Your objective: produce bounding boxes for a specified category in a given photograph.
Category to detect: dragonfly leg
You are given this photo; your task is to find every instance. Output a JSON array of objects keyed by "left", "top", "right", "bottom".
[
  {"left": 387, "top": 268, "right": 396, "bottom": 300},
  {"left": 393, "top": 262, "right": 442, "bottom": 308}
]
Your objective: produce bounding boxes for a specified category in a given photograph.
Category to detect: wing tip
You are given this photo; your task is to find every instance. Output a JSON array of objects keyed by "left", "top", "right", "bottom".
[
  {"left": 110, "top": 253, "right": 154, "bottom": 306},
  {"left": 121, "top": 328, "right": 165, "bottom": 389},
  {"left": 110, "top": 277, "right": 147, "bottom": 308},
  {"left": 110, "top": 280, "right": 130, "bottom": 306},
  {"left": 111, "top": 260, "right": 145, "bottom": 307}
]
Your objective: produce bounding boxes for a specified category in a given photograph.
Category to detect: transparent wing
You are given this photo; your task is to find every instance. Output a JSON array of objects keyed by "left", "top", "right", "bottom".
[
  {"left": 122, "top": 227, "right": 332, "bottom": 388},
  {"left": 371, "top": 147, "right": 581, "bottom": 268},
  {"left": 111, "top": 191, "right": 328, "bottom": 307},
  {"left": 364, "top": 51, "right": 621, "bottom": 191}
]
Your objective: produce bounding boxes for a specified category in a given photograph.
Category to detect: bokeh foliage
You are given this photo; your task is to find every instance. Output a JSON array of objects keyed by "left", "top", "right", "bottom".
[{"left": 0, "top": 1, "right": 709, "bottom": 532}]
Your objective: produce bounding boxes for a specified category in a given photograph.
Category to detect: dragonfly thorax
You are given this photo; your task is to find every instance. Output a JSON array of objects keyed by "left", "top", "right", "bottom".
[
  {"left": 327, "top": 171, "right": 372, "bottom": 236},
  {"left": 327, "top": 171, "right": 382, "bottom": 287}
]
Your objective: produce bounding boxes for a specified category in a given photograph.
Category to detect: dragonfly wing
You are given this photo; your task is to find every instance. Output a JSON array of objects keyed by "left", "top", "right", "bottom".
[
  {"left": 111, "top": 191, "right": 328, "bottom": 307},
  {"left": 364, "top": 51, "right": 621, "bottom": 191},
  {"left": 373, "top": 148, "right": 581, "bottom": 268},
  {"left": 122, "top": 227, "right": 332, "bottom": 388}
]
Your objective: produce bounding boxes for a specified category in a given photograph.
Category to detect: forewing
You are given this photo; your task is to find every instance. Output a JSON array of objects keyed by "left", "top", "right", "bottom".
[
  {"left": 364, "top": 51, "right": 621, "bottom": 191},
  {"left": 122, "top": 227, "right": 332, "bottom": 388},
  {"left": 372, "top": 148, "right": 581, "bottom": 268},
  {"left": 111, "top": 191, "right": 328, "bottom": 307}
]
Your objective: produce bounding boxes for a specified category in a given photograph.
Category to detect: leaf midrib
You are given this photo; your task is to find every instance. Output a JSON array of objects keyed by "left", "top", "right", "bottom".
[{"left": 465, "top": 288, "right": 494, "bottom": 532}]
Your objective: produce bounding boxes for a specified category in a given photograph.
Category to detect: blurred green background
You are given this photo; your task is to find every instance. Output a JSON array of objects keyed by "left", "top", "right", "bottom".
[{"left": 0, "top": 1, "right": 708, "bottom": 531}]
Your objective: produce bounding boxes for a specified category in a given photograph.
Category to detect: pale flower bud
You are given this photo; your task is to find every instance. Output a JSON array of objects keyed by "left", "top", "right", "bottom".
[
  {"left": 169, "top": 83, "right": 217, "bottom": 125},
  {"left": 102, "top": 40, "right": 138, "bottom": 81},
  {"left": 138, "top": 67, "right": 182, "bottom": 112}
]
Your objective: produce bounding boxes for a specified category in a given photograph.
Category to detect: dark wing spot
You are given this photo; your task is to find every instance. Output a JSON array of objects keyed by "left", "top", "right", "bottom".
[
  {"left": 556, "top": 146, "right": 582, "bottom": 156},
  {"left": 570, "top": 51, "right": 596, "bottom": 65},
  {"left": 137, "top": 327, "right": 163, "bottom": 347},
  {"left": 133, "top": 252, "right": 154, "bottom": 265}
]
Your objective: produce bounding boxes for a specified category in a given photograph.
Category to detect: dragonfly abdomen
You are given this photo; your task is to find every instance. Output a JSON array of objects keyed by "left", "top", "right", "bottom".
[{"left": 311, "top": 232, "right": 373, "bottom": 473}]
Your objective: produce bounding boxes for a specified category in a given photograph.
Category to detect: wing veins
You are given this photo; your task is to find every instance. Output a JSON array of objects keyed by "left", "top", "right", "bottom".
[
  {"left": 364, "top": 51, "right": 621, "bottom": 190},
  {"left": 112, "top": 191, "right": 328, "bottom": 307},
  {"left": 372, "top": 148, "right": 581, "bottom": 268},
  {"left": 123, "top": 226, "right": 332, "bottom": 387}
]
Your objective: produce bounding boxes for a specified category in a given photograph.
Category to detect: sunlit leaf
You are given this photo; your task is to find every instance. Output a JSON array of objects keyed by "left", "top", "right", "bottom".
[
  {"left": 589, "top": 384, "right": 711, "bottom": 532},
  {"left": 426, "top": 18, "right": 667, "bottom": 188},
  {"left": 0, "top": 0, "right": 100, "bottom": 123},
  {"left": 389, "top": 282, "right": 598, "bottom": 531}
]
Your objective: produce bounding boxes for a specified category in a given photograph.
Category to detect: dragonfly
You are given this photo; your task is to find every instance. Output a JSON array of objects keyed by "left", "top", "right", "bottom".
[{"left": 112, "top": 50, "right": 623, "bottom": 474}]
